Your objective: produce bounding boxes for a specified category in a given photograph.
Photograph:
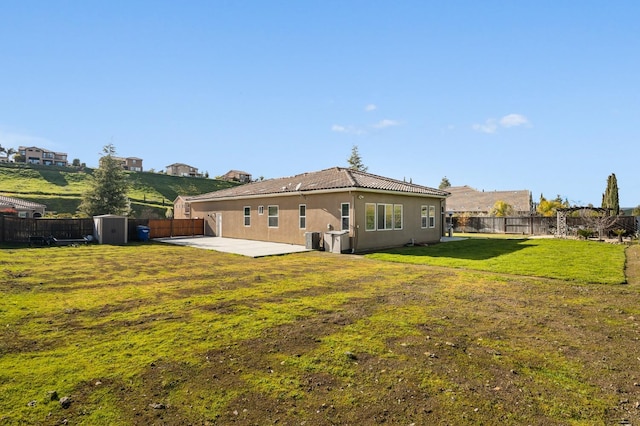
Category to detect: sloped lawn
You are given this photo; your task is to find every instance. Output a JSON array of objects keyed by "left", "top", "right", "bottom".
[
  {"left": 366, "top": 237, "right": 627, "bottom": 284},
  {"left": 1, "top": 242, "right": 639, "bottom": 425}
]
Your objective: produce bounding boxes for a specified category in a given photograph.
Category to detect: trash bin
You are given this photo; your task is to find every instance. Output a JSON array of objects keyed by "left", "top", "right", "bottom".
[{"left": 137, "top": 225, "right": 150, "bottom": 242}]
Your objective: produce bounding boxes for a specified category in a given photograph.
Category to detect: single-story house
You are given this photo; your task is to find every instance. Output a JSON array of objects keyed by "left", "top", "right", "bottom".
[
  {"left": 446, "top": 185, "right": 533, "bottom": 216},
  {"left": 0, "top": 195, "right": 46, "bottom": 217},
  {"left": 174, "top": 167, "right": 450, "bottom": 253}
]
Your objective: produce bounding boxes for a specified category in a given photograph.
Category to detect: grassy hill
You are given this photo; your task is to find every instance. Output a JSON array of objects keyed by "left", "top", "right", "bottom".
[{"left": 0, "top": 163, "right": 240, "bottom": 217}]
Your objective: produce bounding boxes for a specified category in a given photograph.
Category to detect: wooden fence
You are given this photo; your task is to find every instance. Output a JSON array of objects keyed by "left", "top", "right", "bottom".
[
  {"left": 0, "top": 216, "right": 205, "bottom": 243},
  {"left": 147, "top": 219, "right": 204, "bottom": 238},
  {"left": 0, "top": 216, "right": 94, "bottom": 243},
  {"left": 453, "top": 215, "right": 638, "bottom": 236}
]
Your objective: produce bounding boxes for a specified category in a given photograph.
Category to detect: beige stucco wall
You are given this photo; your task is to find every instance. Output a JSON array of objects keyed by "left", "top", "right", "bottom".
[
  {"left": 352, "top": 192, "right": 446, "bottom": 251},
  {"left": 179, "top": 190, "right": 446, "bottom": 252}
]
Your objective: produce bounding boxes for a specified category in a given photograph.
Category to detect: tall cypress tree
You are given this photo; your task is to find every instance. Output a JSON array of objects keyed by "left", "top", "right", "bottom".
[
  {"left": 78, "top": 144, "right": 131, "bottom": 217},
  {"left": 601, "top": 173, "right": 620, "bottom": 215}
]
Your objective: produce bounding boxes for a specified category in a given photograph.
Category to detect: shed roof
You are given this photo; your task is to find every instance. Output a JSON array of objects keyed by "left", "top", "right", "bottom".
[{"left": 186, "top": 167, "right": 449, "bottom": 202}]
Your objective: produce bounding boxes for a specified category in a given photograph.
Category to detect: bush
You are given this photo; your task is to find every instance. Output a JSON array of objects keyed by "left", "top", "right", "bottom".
[{"left": 577, "top": 228, "right": 594, "bottom": 239}]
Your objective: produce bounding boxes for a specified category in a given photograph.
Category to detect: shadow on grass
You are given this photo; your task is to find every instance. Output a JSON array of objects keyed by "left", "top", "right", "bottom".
[
  {"left": 38, "top": 169, "right": 69, "bottom": 186},
  {"left": 375, "top": 238, "right": 530, "bottom": 260}
]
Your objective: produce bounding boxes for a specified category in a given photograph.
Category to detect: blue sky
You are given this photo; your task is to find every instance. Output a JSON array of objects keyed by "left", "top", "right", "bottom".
[{"left": 2, "top": 1, "right": 639, "bottom": 207}]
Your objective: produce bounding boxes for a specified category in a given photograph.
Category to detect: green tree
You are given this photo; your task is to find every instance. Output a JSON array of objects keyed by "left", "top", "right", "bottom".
[
  {"left": 536, "top": 194, "right": 567, "bottom": 217},
  {"left": 78, "top": 144, "right": 131, "bottom": 217},
  {"left": 601, "top": 173, "right": 620, "bottom": 215},
  {"left": 439, "top": 176, "right": 451, "bottom": 189},
  {"left": 0, "top": 145, "right": 16, "bottom": 161},
  {"left": 633, "top": 205, "right": 640, "bottom": 216},
  {"left": 347, "top": 145, "right": 368, "bottom": 172},
  {"left": 490, "top": 200, "right": 514, "bottom": 217}
]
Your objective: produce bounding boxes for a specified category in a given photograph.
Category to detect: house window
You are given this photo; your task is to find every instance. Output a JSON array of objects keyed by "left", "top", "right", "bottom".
[
  {"left": 341, "top": 203, "right": 350, "bottom": 230},
  {"left": 394, "top": 204, "right": 403, "bottom": 230},
  {"left": 244, "top": 206, "right": 251, "bottom": 226},
  {"left": 268, "top": 205, "right": 279, "bottom": 227},
  {"left": 369, "top": 203, "right": 403, "bottom": 231},
  {"left": 258, "top": 205, "right": 264, "bottom": 215},
  {"left": 184, "top": 203, "right": 191, "bottom": 216},
  {"left": 377, "top": 204, "right": 393, "bottom": 230},
  {"left": 365, "top": 203, "right": 376, "bottom": 231},
  {"left": 421, "top": 205, "right": 437, "bottom": 228},
  {"left": 299, "top": 204, "right": 306, "bottom": 229}
]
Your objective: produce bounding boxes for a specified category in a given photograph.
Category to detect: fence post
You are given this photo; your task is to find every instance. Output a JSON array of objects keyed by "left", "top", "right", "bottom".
[{"left": 530, "top": 216, "right": 534, "bottom": 235}]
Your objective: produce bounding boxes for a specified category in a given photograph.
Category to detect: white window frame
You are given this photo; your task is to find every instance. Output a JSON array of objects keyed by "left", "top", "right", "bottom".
[
  {"left": 394, "top": 204, "right": 403, "bottom": 230},
  {"left": 421, "top": 205, "right": 428, "bottom": 229},
  {"left": 377, "top": 204, "right": 393, "bottom": 230},
  {"left": 299, "top": 204, "right": 306, "bottom": 229},
  {"left": 268, "top": 205, "right": 279, "bottom": 228},
  {"left": 341, "top": 203, "right": 350, "bottom": 231},
  {"left": 365, "top": 203, "right": 376, "bottom": 231},
  {"left": 243, "top": 206, "right": 251, "bottom": 227},
  {"left": 429, "top": 205, "right": 436, "bottom": 228},
  {"left": 367, "top": 203, "right": 404, "bottom": 231}
]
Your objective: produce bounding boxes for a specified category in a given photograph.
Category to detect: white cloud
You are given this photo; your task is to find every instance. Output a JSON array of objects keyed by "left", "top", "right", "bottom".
[
  {"left": 331, "top": 124, "right": 365, "bottom": 135},
  {"left": 372, "top": 119, "right": 400, "bottom": 129},
  {"left": 500, "top": 113, "right": 530, "bottom": 128},
  {"left": 364, "top": 104, "right": 377, "bottom": 112},
  {"left": 472, "top": 113, "right": 531, "bottom": 134},
  {"left": 472, "top": 119, "right": 498, "bottom": 134}
]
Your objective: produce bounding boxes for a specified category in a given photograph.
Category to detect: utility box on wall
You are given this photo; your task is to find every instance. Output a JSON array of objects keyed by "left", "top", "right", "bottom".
[{"left": 93, "top": 214, "right": 128, "bottom": 245}]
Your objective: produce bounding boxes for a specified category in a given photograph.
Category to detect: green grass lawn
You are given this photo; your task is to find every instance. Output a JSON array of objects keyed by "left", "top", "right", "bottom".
[
  {"left": 366, "top": 237, "right": 627, "bottom": 284},
  {"left": 1, "top": 242, "right": 639, "bottom": 425}
]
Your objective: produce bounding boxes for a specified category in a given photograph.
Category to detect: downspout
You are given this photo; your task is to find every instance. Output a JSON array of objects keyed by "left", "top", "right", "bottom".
[
  {"left": 351, "top": 191, "right": 358, "bottom": 253},
  {"left": 441, "top": 199, "right": 446, "bottom": 237}
]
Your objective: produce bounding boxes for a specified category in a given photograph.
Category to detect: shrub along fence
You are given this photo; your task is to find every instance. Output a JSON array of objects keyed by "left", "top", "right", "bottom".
[{"left": 0, "top": 216, "right": 205, "bottom": 243}]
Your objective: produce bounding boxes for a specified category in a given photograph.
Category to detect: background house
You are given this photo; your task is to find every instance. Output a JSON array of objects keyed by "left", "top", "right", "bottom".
[
  {"left": 175, "top": 167, "right": 450, "bottom": 252},
  {"left": 221, "top": 170, "right": 252, "bottom": 183},
  {"left": 446, "top": 185, "right": 533, "bottom": 216},
  {"left": 166, "top": 163, "right": 202, "bottom": 177},
  {"left": 0, "top": 195, "right": 46, "bottom": 217},
  {"left": 115, "top": 157, "right": 143, "bottom": 172},
  {"left": 18, "top": 146, "right": 68, "bottom": 167}
]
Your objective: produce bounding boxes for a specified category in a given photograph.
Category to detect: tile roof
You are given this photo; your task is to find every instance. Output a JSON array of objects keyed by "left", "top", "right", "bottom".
[
  {"left": 187, "top": 167, "right": 449, "bottom": 201},
  {"left": 446, "top": 185, "right": 531, "bottom": 213},
  {"left": 0, "top": 195, "right": 47, "bottom": 210}
]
